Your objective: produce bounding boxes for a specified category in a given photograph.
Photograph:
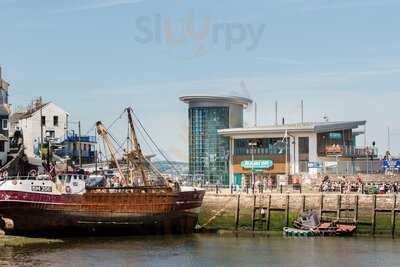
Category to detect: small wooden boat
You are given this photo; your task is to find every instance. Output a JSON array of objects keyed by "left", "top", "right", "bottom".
[{"left": 285, "top": 211, "right": 357, "bottom": 237}]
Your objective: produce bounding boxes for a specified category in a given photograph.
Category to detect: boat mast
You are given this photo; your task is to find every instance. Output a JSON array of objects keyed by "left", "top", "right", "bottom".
[
  {"left": 126, "top": 107, "right": 149, "bottom": 186},
  {"left": 96, "top": 121, "right": 127, "bottom": 185}
]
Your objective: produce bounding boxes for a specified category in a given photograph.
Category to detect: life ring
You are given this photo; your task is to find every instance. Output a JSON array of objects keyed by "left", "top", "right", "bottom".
[{"left": 29, "top": 170, "right": 37, "bottom": 177}]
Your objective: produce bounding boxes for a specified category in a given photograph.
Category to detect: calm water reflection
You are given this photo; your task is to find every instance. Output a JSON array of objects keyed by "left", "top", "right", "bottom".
[{"left": 1, "top": 234, "right": 400, "bottom": 267}]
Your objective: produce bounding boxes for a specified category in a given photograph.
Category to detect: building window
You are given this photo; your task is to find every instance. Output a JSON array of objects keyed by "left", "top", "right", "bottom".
[
  {"left": 41, "top": 116, "right": 46, "bottom": 126},
  {"left": 53, "top": 116, "right": 59, "bottom": 127},
  {"left": 0, "top": 141, "right": 4, "bottom": 152},
  {"left": 2, "top": 119, "right": 8, "bottom": 130},
  {"left": 298, "top": 137, "right": 309, "bottom": 154},
  {"left": 0, "top": 91, "right": 8, "bottom": 105},
  {"left": 46, "top": 130, "right": 55, "bottom": 138}
]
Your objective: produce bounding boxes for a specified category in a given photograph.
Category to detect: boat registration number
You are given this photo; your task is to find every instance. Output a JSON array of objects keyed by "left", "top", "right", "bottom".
[{"left": 31, "top": 185, "right": 53, "bottom": 193}]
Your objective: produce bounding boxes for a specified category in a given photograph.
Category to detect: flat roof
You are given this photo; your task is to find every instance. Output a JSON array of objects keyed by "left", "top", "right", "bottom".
[
  {"left": 179, "top": 95, "right": 253, "bottom": 107},
  {"left": 219, "top": 121, "right": 366, "bottom": 136}
]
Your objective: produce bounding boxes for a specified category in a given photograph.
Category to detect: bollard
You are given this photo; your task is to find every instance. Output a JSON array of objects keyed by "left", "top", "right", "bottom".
[{"left": 280, "top": 185, "right": 283, "bottom": 194}]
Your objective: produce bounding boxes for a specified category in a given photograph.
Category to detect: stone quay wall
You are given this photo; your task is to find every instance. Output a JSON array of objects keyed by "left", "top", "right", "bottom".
[{"left": 199, "top": 192, "right": 400, "bottom": 235}]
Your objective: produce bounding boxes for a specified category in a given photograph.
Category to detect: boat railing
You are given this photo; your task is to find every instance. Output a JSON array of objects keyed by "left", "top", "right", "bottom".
[
  {"left": 0, "top": 175, "right": 51, "bottom": 181},
  {"left": 86, "top": 185, "right": 175, "bottom": 194}
]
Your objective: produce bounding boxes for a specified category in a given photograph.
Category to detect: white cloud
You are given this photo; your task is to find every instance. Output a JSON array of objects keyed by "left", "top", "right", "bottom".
[{"left": 53, "top": 0, "right": 145, "bottom": 14}]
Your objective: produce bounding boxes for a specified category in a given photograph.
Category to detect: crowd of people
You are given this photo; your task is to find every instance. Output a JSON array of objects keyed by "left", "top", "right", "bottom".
[{"left": 320, "top": 175, "right": 400, "bottom": 194}]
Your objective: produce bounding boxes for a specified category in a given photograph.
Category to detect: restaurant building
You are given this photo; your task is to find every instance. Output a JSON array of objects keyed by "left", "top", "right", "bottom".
[{"left": 219, "top": 121, "right": 376, "bottom": 187}]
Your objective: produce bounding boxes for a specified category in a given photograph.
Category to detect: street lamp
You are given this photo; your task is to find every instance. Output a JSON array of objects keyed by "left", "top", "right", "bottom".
[{"left": 248, "top": 140, "right": 258, "bottom": 191}]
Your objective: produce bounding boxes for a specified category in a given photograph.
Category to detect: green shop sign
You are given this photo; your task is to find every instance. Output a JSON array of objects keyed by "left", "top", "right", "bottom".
[{"left": 241, "top": 160, "right": 274, "bottom": 170}]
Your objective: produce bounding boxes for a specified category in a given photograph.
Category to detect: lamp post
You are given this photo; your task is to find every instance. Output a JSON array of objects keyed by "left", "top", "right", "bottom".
[{"left": 249, "top": 140, "right": 258, "bottom": 191}]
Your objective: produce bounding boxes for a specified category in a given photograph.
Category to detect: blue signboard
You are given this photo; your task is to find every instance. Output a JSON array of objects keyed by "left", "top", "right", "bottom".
[
  {"left": 308, "top": 162, "right": 321, "bottom": 169},
  {"left": 396, "top": 160, "right": 400, "bottom": 170},
  {"left": 383, "top": 160, "right": 390, "bottom": 170}
]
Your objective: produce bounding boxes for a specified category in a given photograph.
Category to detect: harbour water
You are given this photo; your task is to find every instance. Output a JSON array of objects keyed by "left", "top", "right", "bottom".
[{"left": 1, "top": 234, "right": 400, "bottom": 267}]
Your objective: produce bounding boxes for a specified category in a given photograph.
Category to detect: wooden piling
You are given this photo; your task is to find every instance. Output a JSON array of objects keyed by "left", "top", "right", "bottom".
[
  {"left": 354, "top": 195, "right": 359, "bottom": 224},
  {"left": 266, "top": 194, "right": 271, "bottom": 231},
  {"left": 336, "top": 194, "right": 342, "bottom": 222},
  {"left": 372, "top": 195, "right": 377, "bottom": 235},
  {"left": 302, "top": 195, "right": 306, "bottom": 212},
  {"left": 392, "top": 195, "right": 397, "bottom": 237},
  {"left": 235, "top": 194, "right": 241, "bottom": 231},
  {"left": 251, "top": 195, "right": 257, "bottom": 231},
  {"left": 285, "top": 195, "right": 290, "bottom": 227},
  {"left": 319, "top": 194, "right": 324, "bottom": 219}
]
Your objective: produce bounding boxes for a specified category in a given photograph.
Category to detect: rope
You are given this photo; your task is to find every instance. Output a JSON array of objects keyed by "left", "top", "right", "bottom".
[
  {"left": 199, "top": 195, "right": 236, "bottom": 229},
  {"left": 129, "top": 107, "right": 183, "bottom": 178}
]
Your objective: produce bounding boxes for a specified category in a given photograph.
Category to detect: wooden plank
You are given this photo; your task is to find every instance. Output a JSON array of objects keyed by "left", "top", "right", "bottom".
[
  {"left": 375, "top": 209, "right": 393, "bottom": 212},
  {"left": 269, "top": 208, "right": 286, "bottom": 211},
  {"left": 235, "top": 194, "right": 241, "bottom": 231}
]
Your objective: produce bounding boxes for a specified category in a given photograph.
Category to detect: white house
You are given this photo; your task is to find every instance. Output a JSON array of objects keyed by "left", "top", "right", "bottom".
[
  {"left": 0, "top": 67, "right": 10, "bottom": 166},
  {"left": 11, "top": 101, "right": 69, "bottom": 158}
]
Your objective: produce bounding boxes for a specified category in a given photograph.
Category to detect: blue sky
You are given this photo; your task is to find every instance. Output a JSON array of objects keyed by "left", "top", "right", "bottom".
[{"left": 1, "top": 0, "right": 400, "bottom": 160}]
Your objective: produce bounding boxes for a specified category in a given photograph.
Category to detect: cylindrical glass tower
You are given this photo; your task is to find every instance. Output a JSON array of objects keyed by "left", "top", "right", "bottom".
[{"left": 180, "top": 95, "right": 252, "bottom": 186}]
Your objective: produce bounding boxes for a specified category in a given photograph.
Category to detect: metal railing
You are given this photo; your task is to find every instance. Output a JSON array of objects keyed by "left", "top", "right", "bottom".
[{"left": 320, "top": 145, "right": 378, "bottom": 158}]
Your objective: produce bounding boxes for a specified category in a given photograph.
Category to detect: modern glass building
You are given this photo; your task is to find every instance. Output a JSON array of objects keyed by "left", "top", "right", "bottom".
[{"left": 180, "top": 95, "right": 252, "bottom": 185}]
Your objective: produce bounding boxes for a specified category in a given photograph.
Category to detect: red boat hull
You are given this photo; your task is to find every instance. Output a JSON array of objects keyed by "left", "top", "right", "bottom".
[{"left": 0, "top": 189, "right": 205, "bottom": 235}]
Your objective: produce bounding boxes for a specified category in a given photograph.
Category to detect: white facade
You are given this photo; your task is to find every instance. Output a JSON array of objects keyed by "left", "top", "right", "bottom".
[
  {"left": 17, "top": 102, "right": 69, "bottom": 158},
  {"left": 0, "top": 68, "right": 10, "bottom": 166}
]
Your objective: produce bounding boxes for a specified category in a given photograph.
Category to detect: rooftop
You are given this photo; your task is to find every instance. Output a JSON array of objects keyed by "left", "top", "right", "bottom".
[
  {"left": 180, "top": 95, "right": 253, "bottom": 108},
  {"left": 219, "top": 121, "right": 366, "bottom": 136}
]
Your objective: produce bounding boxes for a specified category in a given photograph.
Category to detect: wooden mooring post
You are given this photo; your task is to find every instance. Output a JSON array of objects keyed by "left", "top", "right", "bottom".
[
  {"left": 319, "top": 194, "right": 324, "bottom": 219},
  {"left": 392, "top": 195, "right": 397, "bottom": 237},
  {"left": 285, "top": 195, "right": 290, "bottom": 227},
  {"left": 336, "top": 195, "right": 342, "bottom": 222},
  {"left": 251, "top": 195, "right": 257, "bottom": 231},
  {"left": 301, "top": 195, "right": 306, "bottom": 212},
  {"left": 266, "top": 194, "right": 271, "bottom": 231},
  {"left": 235, "top": 194, "right": 241, "bottom": 231},
  {"left": 354, "top": 195, "right": 359, "bottom": 224},
  {"left": 372, "top": 195, "right": 377, "bottom": 235}
]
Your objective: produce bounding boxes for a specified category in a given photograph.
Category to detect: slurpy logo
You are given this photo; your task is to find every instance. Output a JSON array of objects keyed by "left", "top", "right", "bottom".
[{"left": 134, "top": 13, "right": 266, "bottom": 57}]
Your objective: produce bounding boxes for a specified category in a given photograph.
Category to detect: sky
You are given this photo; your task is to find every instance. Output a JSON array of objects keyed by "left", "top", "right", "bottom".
[{"left": 1, "top": 0, "right": 400, "bottom": 161}]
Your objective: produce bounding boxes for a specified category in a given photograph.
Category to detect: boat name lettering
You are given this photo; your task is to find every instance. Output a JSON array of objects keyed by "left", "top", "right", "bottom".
[{"left": 31, "top": 185, "right": 52, "bottom": 193}]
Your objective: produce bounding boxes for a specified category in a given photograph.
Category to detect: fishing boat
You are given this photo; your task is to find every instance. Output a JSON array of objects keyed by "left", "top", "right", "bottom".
[{"left": 0, "top": 108, "right": 205, "bottom": 235}]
